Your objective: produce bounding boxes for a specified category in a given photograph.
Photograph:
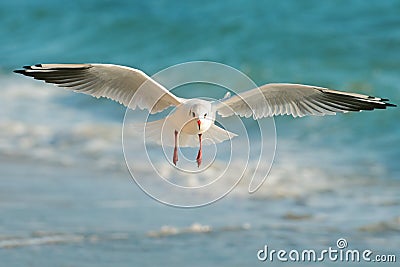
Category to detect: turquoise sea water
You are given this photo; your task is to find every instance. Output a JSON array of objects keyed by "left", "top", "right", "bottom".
[{"left": 1, "top": 0, "right": 399, "bottom": 266}]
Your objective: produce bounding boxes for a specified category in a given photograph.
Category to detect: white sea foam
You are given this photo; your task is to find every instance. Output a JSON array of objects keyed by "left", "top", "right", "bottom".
[
  {"left": 147, "top": 222, "right": 252, "bottom": 238},
  {"left": 0, "top": 231, "right": 132, "bottom": 249},
  {"left": 0, "top": 234, "right": 84, "bottom": 249}
]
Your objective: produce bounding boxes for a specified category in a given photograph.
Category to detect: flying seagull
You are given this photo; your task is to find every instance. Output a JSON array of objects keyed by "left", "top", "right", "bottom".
[{"left": 14, "top": 63, "right": 396, "bottom": 167}]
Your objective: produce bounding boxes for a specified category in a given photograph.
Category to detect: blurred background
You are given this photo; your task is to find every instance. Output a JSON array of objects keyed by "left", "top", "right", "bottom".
[{"left": 0, "top": 0, "right": 399, "bottom": 266}]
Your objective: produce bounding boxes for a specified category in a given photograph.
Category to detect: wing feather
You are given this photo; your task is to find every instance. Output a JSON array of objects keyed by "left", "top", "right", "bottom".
[
  {"left": 14, "top": 63, "right": 182, "bottom": 113},
  {"left": 215, "top": 83, "right": 395, "bottom": 118}
]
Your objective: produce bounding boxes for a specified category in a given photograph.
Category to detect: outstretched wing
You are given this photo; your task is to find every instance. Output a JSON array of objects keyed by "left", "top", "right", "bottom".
[
  {"left": 214, "top": 83, "right": 395, "bottom": 119},
  {"left": 14, "top": 63, "right": 183, "bottom": 113}
]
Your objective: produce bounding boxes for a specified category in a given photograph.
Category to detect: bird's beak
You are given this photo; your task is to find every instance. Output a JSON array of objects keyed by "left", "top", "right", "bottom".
[{"left": 197, "top": 119, "right": 201, "bottom": 130}]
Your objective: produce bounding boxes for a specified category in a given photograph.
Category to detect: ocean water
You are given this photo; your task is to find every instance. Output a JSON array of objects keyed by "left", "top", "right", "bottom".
[{"left": 1, "top": 0, "right": 399, "bottom": 266}]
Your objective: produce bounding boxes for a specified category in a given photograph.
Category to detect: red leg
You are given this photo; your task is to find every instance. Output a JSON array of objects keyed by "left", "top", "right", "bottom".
[
  {"left": 196, "top": 133, "right": 202, "bottom": 167},
  {"left": 173, "top": 130, "right": 178, "bottom": 165}
]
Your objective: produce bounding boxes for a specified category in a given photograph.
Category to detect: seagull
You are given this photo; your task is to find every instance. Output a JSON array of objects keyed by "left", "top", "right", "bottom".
[{"left": 14, "top": 63, "right": 396, "bottom": 167}]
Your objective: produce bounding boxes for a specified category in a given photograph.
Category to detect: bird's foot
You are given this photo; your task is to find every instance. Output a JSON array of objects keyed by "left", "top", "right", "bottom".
[
  {"left": 196, "top": 149, "right": 202, "bottom": 167},
  {"left": 173, "top": 147, "right": 178, "bottom": 166},
  {"left": 173, "top": 130, "right": 179, "bottom": 166}
]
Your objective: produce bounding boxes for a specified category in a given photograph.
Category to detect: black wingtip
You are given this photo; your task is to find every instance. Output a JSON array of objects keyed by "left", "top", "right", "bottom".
[
  {"left": 381, "top": 97, "right": 396, "bottom": 108},
  {"left": 14, "top": 64, "right": 34, "bottom": 73},
  {"left": 13, "top": 64, "right": 43, "bottom": 74},
  {"left": 13, "top": 69, "right": 25, "bottom": 74},
  {"left": 385, "top": 102, "right": 396, "bottom": 108},
  {"left": 14, "top": 64, "right": 42, "bottom": 75}
]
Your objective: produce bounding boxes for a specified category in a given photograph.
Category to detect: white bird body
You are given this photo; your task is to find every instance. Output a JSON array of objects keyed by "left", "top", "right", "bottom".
[
  {"left": 168, "top": 99, "right": 214, "bottom": 135},
  {"left": 14, "top": 63, "right": 396, "bottom": 167}
]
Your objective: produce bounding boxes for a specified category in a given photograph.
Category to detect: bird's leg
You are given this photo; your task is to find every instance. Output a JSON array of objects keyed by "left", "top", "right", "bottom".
[
  {"left": 173, "top": 130, "right": 179, "bottom": 165},
  {"left": 196, "top": 133, "right": 202, "bottom": 167}
]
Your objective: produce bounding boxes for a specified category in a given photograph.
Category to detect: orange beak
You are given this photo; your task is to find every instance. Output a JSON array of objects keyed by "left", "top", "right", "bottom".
[{"left": 197, "top": 119, "right": 201, "bottom": 130}]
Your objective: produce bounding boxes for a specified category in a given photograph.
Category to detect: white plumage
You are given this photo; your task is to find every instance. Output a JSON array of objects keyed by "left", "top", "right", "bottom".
[{"left": 15, "top": 63, "right": 395, "bottom": 167}]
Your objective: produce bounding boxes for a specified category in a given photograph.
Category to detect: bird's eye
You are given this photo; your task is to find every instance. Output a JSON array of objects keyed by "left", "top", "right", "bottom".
[
  {"left": 192, "top": 112, "right": 195, "bottom": 117},
  {"left": 204, "top": 113, "right": 207, "bottom": 118}
]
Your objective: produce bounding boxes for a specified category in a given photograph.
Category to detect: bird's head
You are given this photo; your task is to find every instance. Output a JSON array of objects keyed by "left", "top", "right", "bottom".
[{"left": 189, "top": 103, "right": 212, "bottom": 133}]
